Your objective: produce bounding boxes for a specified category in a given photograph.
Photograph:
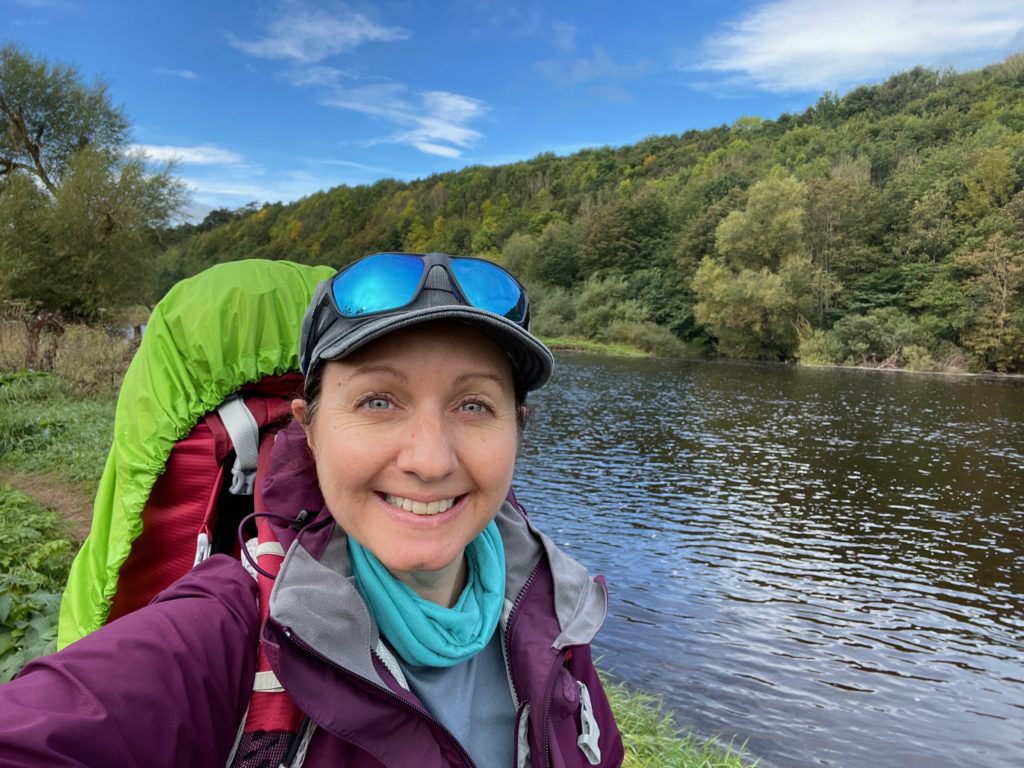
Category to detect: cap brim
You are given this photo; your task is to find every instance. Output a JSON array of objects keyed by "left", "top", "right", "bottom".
[{"left": 311, "top": 305, "right": 553, "bottom": 391}]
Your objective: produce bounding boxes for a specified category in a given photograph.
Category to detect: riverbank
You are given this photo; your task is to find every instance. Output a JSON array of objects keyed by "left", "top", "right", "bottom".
[
  {"left": 541, "top": 335, "right": 652, "bottom": 357},
  {"left": 0, "top": 370, "right": 756, "bottom": 767}
]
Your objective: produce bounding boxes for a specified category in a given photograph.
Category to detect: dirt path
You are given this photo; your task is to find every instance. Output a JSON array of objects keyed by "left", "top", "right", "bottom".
[{"left": 0, "top": 468, "right": 93, "bottom": 540}]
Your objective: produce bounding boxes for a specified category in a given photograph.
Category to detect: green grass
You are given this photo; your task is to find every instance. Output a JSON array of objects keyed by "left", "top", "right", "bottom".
[
  {"left": 0, "top": 369, "right": 758, "bottom": 766},
  {"left": 540, "top": 335, "right": 652, "bottom": 357},
  {"left": 0, "top": 370, "right": 114, "bottom": 485},
  {"left": 603, "top": 678, "right": 755, "bottom": 767}
]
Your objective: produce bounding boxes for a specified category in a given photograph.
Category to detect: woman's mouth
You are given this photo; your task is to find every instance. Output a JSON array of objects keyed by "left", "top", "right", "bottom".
[{"left": 384, "top": 494, "right": 457, "bottom": 516}]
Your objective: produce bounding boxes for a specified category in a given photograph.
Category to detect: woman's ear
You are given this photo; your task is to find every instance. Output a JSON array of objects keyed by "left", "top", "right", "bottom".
[
  {"left": 291, "top": 399, "right": 315, "bottom": 451},
  {"left": 290, "top": 398, "right": 307, "bottom": 426}
]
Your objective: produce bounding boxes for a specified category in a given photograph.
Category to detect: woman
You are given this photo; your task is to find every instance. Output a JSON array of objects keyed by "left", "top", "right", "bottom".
[{"left": 0, "top": 252, "right": 624, "bottom": 767}]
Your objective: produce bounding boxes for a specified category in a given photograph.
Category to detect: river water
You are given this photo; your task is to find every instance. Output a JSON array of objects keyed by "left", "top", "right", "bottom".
[{"left": 512, "top": 354, "right": 1023, "bottom": 768}]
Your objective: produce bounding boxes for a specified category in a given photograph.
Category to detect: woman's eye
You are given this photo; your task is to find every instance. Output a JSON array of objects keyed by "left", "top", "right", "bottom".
[
  {"left": 364, "top": 397, "right": 392, "bottom": 410},
  {"left": 460, "top": 400, "right": 489, "bottom": 413}
]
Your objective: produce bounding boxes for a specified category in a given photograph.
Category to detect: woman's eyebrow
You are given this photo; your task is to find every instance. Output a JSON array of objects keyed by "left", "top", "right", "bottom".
[
  {"left": 349, "top": 363, "right": 409, "bottom": 381},
  {"left": 451, "top": 371, "right": 508, "bottom": 388}
]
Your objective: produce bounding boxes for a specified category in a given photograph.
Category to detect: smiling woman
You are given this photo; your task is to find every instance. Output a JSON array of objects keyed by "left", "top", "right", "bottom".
[
  {"left": 0, "top": 253, "right": 625, "bottom": 768},
  {"left": 294, "top": 322, "right": 521, "bottom": 603}
]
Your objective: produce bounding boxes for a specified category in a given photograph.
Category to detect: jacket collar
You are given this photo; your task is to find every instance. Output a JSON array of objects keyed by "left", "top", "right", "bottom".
[{"left": 268, "top": 499, "right": 608, "bottom": 687}]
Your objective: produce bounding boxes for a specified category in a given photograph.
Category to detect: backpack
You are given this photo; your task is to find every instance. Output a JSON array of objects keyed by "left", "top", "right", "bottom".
[
  {"left": 57, "top": 260, "right": 335, "bottom": 765},
  {"left": 59, "top": 259, "right": 334, "bottom": 646}
]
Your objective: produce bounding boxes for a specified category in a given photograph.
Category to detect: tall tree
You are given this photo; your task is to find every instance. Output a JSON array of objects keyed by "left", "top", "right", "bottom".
[
  {"left": 0, "top": 46, "right": 186, "bottom": 319},
  {"left": 1, "top": 43, "right": 128, "bottom": 195},
  {"left": 956, "top": 231, "right": 1024, "bottom": 370},
  {"left": 715, "top": 175, "right": 804, "bottom": 270}
]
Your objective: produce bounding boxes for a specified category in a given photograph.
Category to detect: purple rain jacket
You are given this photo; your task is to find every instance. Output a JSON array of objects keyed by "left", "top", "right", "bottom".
[{"left": 0, "top": 421, "right": 625, "bottom": 767}]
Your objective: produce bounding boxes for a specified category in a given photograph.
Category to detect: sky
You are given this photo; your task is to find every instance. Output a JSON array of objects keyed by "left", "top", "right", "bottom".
[{"left": 6, "top": 0, "right": 1024, "bottom": 220}]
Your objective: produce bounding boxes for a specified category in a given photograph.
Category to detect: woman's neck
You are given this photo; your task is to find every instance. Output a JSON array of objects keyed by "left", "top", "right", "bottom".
[{"left": 392, "top": 555, "right": 468, "bottom": 607}]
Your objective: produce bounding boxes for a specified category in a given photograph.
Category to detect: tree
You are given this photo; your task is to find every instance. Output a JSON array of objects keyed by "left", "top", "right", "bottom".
[
  {"left": 956, "top": 231, "right": 1024, "bottom": 370},
  {"left": 0, "top": 46, "right": 186, "bottom": 319},
  {"left": 715, "top": 175, "right": 804, "bottom": 270},
  {"left": 1, "top": 43, "right": 129, "bottom": 195},
  {"left": 579, "top": 188, "right": 669, "bottom": 275},
  {"left": 692, "top": 254, "right": 836, "bottom": 359}
]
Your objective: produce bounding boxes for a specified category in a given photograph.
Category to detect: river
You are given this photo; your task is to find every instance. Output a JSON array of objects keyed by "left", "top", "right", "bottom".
[{"left": 512, "top": 354, "right": 1023, "bottom": 768}]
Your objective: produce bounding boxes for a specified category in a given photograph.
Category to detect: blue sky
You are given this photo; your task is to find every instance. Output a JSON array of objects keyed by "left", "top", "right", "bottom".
[{"left": 6, "top": 0, "right": 1024, "bottom": 219}]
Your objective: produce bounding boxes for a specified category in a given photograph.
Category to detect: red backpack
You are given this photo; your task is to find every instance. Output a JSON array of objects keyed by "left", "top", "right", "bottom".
[{"left": 58, "top": 260, "right": 336, "bottom": 765}]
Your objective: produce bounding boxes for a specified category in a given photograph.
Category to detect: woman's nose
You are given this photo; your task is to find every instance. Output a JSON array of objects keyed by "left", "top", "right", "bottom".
[{"left": 395, "top": 409, "right": 457, "bottom": 481}]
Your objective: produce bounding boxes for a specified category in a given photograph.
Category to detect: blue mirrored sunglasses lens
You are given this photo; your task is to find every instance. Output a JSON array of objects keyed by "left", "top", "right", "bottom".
[
  {"left": 331, "top": 253, "right": 424, "bottom": 317},
  {"left": 451, "top": 259, "right": 527, "bottom": 322}
]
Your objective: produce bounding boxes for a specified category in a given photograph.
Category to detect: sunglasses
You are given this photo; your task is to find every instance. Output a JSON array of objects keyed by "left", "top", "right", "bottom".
[{"left": 328, "top": 252, "right": 529, "bottom": 324}]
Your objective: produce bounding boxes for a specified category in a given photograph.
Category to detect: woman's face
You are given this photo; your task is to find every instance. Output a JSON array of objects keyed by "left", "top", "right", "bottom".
[{"left": 295, "top": 321, "right": 519, "bottom": 582}]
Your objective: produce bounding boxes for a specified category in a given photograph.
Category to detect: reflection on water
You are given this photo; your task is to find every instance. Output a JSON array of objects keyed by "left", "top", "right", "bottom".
[{"left": 513, "top": 354, "right": 1024, "bottom": 768}]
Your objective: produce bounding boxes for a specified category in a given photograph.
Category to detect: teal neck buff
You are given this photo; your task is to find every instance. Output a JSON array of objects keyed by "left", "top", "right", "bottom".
[{"left": 348, "top": 521, "right": 506, "bottom": 668}]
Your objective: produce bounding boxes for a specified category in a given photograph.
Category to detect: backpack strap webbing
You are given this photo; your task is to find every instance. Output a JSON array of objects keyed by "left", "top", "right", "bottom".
[
  {"left": 217, "top": 394, "right": 261, "bottom": 497},
  {"left": 240, "top": 431, "right": 306, "bottom": 734}
]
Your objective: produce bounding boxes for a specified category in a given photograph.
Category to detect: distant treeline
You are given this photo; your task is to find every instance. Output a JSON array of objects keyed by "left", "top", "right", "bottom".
[{"left": 161, "top": 56, "right": 1024, "bottom": 372}]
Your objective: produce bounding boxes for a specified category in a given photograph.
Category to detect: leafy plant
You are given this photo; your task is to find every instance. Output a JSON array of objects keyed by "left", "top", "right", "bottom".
[{"left": 0, "top": 486, "right": 77, "bottom": 682}]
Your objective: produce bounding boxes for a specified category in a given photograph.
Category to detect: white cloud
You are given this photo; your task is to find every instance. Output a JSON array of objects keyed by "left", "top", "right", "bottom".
[
  {"left": 282, "top": 64, "right": 353, "bottom": 87},
  {"left": 133, "top": 144, "right": 244, "bottom": 165},
  {"left": 699, "top": 0, "right": 1024, "bottom": 93},
  {"left": 413, "top": 142, "right": 462, "bottom": 158},
  {"left": 323, "top": 85, "right": 488, "bottom": 158},
  {"left": 227, "top": 2, "right": 408, "bottom": 63},
  {"left": 229, "top": 3, "right": 484, "bottom": 159},
  {"left": 156, "top": 68, "right": 199, "bottom": 80}
]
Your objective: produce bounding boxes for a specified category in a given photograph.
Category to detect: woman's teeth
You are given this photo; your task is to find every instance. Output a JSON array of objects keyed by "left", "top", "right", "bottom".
[{"left": 385, "top": 494, "right": 456, "bottom": 516}]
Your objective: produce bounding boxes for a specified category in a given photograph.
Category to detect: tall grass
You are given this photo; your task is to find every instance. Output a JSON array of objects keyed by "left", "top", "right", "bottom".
[
  {"left": 0, "top": 371, "right": 115, "bottom": 485},
  {"left": 603, "top": 678, "right": 755, "bottom": 767},
  {"left": 0, "top": 315, "right": 138, "bottom": 398}
]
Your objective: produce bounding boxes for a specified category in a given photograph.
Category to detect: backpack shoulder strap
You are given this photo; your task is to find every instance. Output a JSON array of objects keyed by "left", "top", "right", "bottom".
[{"left": 228, "top": 430, "right": 309, "bottom": 767}]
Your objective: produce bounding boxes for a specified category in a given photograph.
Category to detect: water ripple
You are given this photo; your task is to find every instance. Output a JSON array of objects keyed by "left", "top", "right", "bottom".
[{"left": 514, "top": 355, "right": 1024, "bottom": 768}]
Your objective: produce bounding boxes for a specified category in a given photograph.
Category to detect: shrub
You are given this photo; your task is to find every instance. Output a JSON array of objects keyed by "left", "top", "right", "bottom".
[
  {"left": 603, "top": 320, "right": 689, "bottom": 357},
  {"left": 795, "top": 328, "right": 843, "bottom": 365},
  {"left": 0, "top": 486, "right": 77, "bottom": 682}
]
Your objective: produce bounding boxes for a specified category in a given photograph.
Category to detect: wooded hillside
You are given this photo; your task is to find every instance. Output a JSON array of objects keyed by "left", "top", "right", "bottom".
[{"left": 162, "top": 56, "right": 1024, "bottom": 372}]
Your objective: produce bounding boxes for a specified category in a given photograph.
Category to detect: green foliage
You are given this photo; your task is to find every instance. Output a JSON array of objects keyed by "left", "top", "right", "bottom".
[
  {"left": 601, "top": 677, "right": 756, "bottom": 767},
  {"left": 955, "top": 231, "right": 1024, "bottom": 370},
  {"left": 715, "top": 175, "right": 805, "bottom": 270},
  {"left": 574, "top": 274, "right": 652, "bottom": 338},
  {"left": 693, "top": 255, "right": 836, "bottom": 359},
  {"left": 805, "top": 307, "right": 946, "bottom": 368},
  {"left": 579, "top": 188, "right": 671, "bottom": 275},
  {"left": 0, "top": 46, "right": 188, "bottom": 320},
  {"left": 0, "top": 43, "right": 129, "bottom": 194},
  {"left": 0, "top": 485, "right": 77, "bottom": 682},
  {"left": 0, "top": 372, "right": 114, "bottom": 485},
  {"left": 151, "top": 56, "right": 1024, "bottom": 371}
]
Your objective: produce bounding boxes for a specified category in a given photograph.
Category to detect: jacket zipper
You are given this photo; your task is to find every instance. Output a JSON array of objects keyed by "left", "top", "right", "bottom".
[
  {"left": 539, "top": 648, "right": 569, "bottom": 768},
  {"left": 501, "top": 565, "right": 539, "bottom": 711},
  {"left": 503, "top": 564, "right": 571, "bottom": 768},
  {"left": 281, "top": 626, "right": 479, "bottom": 768}
]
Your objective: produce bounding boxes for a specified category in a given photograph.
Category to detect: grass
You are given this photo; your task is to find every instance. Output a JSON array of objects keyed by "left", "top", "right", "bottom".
[
  {"left": 0, "top": 333, "right": 758, "bottom": 767},
  {"left": 0, "top": 370, "right": 115, "bottom": 486},
  {"left": 603, "top": 677, "right": 755, "bottom": 767},
  {"left": 540, "top": 335, "right": 652, "bottom": 357}
]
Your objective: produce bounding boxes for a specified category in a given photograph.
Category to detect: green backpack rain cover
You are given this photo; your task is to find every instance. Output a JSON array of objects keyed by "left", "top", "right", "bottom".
[{"left": 57, "top": 259, "right": 335, "bottom": 649}]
